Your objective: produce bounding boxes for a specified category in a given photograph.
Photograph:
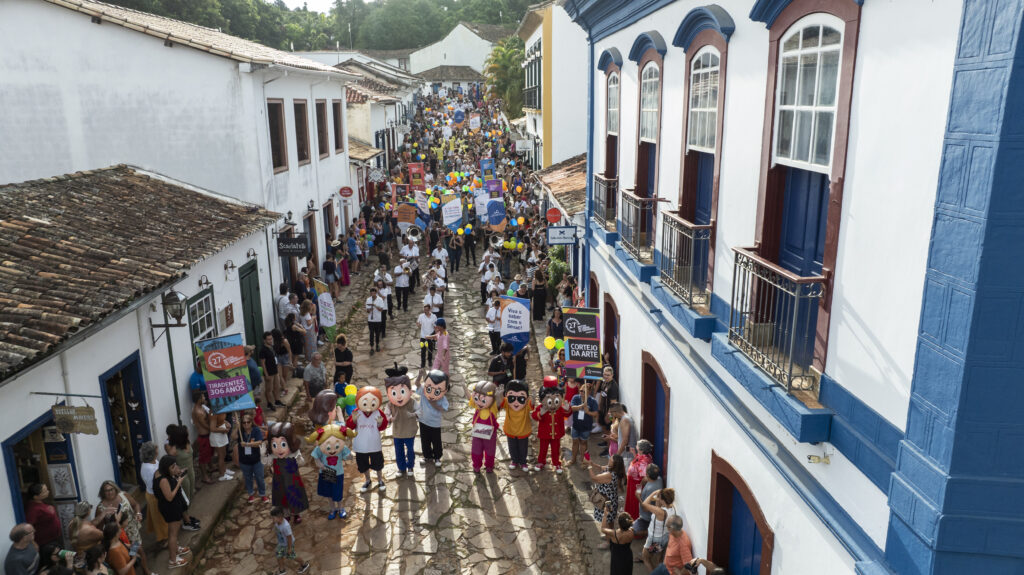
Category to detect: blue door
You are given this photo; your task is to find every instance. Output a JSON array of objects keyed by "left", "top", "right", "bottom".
[
  {"left": 653, "top": 377, "right": 666, "bottom": 471},
  {"left": 777, "top": 167, "right": 829, "bottom": 366},
  {"left": 692, "top": 151, "right": 714, "bottom": 289},
  {"left": 100, "top": 353, "right": 152, "bottom": 488},
  {"left": 729, "top": 486, "right": 763, "bottom": 575}
]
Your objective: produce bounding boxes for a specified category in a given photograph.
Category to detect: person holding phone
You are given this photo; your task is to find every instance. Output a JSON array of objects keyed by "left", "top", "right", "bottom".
[
  {"left": 154, "top": 456, "right": 194, "bottom": 569},
  {"left": 95, "top": 480, "right": 152, "bottom": 575}
]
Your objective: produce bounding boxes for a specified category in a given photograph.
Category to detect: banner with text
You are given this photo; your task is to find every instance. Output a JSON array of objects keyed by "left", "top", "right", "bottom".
[
  {"left": 487, "top": 198, "right": 507, "bottom": 232},
  {"left": 499, "top": 296, "right": 531, "bottom": 355},
  {"left": 195, "top": 334, "right": 256, "bottom": 413},
  {"left": 396, "top": 203, "right": 419, "bottom": 233},
  {"left": 441, "top": 193, "right": 463, "bottom": 232},
  {"left": 314, "top": 278, "right": 336, "bottom": 349},
  {"left": 475, "top": 191, "right": 490, "bottom": 221},
  {"left": 469, "top": 113, "right": 481, "bottom": 131},
  {"left": 408, "top": 163, "right": 426, "bottom": 192},
  {"left": 479, "top": 158, "right": 496, "bottom": 182},
  {"left": 561, "top": 307, "right": 603, "bottom": 379},
  {"left": 415, "top": 190, "right": 431, "bottom": 222}
]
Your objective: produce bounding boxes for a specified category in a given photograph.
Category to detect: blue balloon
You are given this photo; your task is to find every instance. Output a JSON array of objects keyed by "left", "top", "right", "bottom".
[
  {"left": 367, "top": 240, "right": 374, "bottom": 248},
  {"left": 510, "top": 161, "right": 516, "bottom": 166}
]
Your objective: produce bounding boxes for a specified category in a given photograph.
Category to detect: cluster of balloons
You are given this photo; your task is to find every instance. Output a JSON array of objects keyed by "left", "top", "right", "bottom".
[
  {"left": 501, "top": 240, "right": 525, "bottom": 250},
  {"left": 543, "top": 337, "right": 566, "bottom": 351},
  {"left": 336, "top": 384, "right": 358, "bottom": 416}
]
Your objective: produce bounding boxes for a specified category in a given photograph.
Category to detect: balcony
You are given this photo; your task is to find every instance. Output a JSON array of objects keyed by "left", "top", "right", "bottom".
[
  {"left": 728, "top": 247, "right": 826, "bottom": 399},
  {"left": 523, "top": 86, "right": 540, "bottom": 110},
  {"left": 658, "top": 211, "right": 712, "bottom": 309},
  {"left": 619, "top": 189, "right": 656, "bottom": 264},
  {"left": 593, "top": 174, "right": 618, "bottom": 232}
]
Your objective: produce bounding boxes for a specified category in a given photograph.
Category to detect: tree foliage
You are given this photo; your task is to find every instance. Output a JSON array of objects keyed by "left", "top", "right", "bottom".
[
  {"left": 484, "top": 36, "right": 525, "bottom": 119},
  {"left": 105, "top": 0, "right": 531, "bottom": 52}
]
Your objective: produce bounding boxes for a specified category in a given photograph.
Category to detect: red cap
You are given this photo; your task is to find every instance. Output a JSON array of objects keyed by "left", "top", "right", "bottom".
[{"left": 543, "top": 375, "right": 559, "bottom": 388}]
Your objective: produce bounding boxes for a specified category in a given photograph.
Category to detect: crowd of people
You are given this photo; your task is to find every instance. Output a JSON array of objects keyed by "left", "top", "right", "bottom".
[{"left": 5, "top": 92, "right": 725, "bottom": 575}]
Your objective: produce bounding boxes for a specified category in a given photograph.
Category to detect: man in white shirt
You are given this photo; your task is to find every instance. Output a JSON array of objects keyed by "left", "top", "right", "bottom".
[
  {"left": 365, "top": 287, "right": 386, "bottom": 355},
  {"left": 394, "top": 259, "right": 411, "bottom": 312},
  {"left": 273, "top": 283, "right": 289, "bottom": 330},
  {"left": 485, "top": 299, "right": 502, "bottom": 355},
  {"left": 416, "top": 304, "right": 437, "bottom": 368},
  {"left": 423, "top": 285, "right": 444, "bottom": 317},
  {"left": 432, "top": 260, "right": 447, "bottom": 281},
  {"left": 280, "top": 293, "right": 300, "bottom": 326},
  {"left": 400, "top": 237, "right": 421, "bottom": 290},
  {"left": 431, "top": 245, "right": 449, "bottom": 273},
  {"left": 486, "top": 274, "right": 505, "bottom": 297},
  {"left": 374, "top": 264, "right": 395, "bottom": 320},
  {"left": 479, "top": 261, "right": 495, "bottom": 305}
]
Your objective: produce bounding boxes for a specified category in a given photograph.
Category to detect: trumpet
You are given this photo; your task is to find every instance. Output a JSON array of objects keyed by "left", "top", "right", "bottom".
[{"left": 407, "top": 227, "right": 422, "bottom": 242}]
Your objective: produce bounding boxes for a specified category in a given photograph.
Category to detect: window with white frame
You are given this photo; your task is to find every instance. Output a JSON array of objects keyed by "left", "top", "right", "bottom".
[
  {"left": 607, "top": 73, "right": 620, "bottom": 136},
  {"left": 687, "top": 48, "right": 720, "bottom": 153},
  {"left": 640, "top": 63, "right": 660, "bottom": 142},
  {"left": 774, "top": 16, "right": 843, "bottom": 172},
  {"left": 188, "top": 290, "right": 217, "bottom": 342}
]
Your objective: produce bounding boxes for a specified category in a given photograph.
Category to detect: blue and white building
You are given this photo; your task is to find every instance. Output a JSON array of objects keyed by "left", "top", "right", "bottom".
[{"left": 566, "top": 0, "right": 1024, "bottom": 573}]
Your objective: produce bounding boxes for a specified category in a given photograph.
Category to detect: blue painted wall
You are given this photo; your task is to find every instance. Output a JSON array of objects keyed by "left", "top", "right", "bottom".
[{"left": 886, "top": 2, "right": 1024, "bottom": 573}]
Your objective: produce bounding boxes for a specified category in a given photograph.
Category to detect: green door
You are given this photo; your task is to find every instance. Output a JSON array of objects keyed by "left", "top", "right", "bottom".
[{"left": 239, "top": 261, "right": 263, "bottom": 346}]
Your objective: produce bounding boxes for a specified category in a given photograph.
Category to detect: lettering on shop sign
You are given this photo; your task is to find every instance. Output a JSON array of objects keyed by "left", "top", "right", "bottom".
[
  {"left": 52, "top": 405, "right": 99, "bottom": 435},
  {"left": 564, "top": 315, "right": 597, "bottom": 337},
  {"left": 277, "top": 235, "right": 309, "bottom": 257}
]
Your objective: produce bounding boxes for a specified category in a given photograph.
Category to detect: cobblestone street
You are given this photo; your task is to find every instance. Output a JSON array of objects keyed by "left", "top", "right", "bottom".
[{"left": 196, "top": 259, "right": 599, "bottom": 575}]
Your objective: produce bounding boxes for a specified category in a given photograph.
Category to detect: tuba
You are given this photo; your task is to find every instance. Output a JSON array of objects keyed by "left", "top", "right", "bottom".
[
  {"left": 407, "top": 226, "right": 422, "bottom": 242},
  {"left": 489, "top": 234, "right": 504, "bottom": 249}
]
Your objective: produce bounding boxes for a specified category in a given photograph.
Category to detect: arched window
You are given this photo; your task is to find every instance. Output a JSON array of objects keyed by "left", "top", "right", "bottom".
[
  {"left": 640, "top": 63, "right": 661, "bottom": 142},
  {"left": 687, "top": 47, "right": 720, "bottom": 153},
  {"left": 607, "top": 72, "right": 620, "bottom": 136},
  {"left": 773, "top": 15, "right": 843, "bottom": 173}
]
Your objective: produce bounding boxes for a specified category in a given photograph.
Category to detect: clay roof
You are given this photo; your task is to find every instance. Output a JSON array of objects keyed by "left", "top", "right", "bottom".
[
  {"left": 535, "top": 153, "right": 587, "bottom": 216},
  {"left": 41, "top": 0, "right": 352, "bottom": 75},
  {"left": 461, "top": 21, "right": 514, "bottom": 43},
  {"left": 418, "top": 65, "right": 485, "bottom": 82},
  {"left": 0, "top": 165, "right": 279, "bottom": 380},
  {"left": 348, "top": 139, "right": 385, "bottom": 162},
  {"left": 347, "top": 86, "right": 369, "bottom": 104}
]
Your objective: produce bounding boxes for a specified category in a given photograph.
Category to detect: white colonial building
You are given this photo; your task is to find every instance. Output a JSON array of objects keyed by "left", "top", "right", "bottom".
[
  {"left": 409, "top": 21, "right": 512, "bottom": 76},
  {"left": 517, "top": 1, "right": 588, "bottom": 169},
  {"left": 568, "top": 0, "right": 1024, "bottom": 573},
  {"left": 0, "top": 0, "right": 360, "bottom": 290}
]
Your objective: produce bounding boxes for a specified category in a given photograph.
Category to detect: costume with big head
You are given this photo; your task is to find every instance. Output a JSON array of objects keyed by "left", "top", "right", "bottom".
[
  {"left": 345, "top": 386, "right": 389, "bottom": 473},
  {"left": 306, "top": 424, "right": 349, "bottom": 503},
  {"left": 531, "top": 378, "right": 570, "bottom": 470},
  {"left": 384, "top": 364, "right": 419, "bottom": 473},
  {"left": 502, "top": 379, "right": 533, "bottom": 468},
  {"left": 416, "top": 369, "right": 450, "bottom": 462},
  {"left": 268, "top": 421, "right": 309, "bottom": 514},
  {"left": 469, "top": 380, "right": 500, "bottom": 472}
]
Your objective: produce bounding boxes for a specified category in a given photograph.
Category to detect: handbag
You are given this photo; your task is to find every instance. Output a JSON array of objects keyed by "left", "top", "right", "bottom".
[
  {"left": 589, "top": 485, "right": 608, "bottom": 507},
  {"left": 471, "top": 422, "right": 495, "bottom": 440}
]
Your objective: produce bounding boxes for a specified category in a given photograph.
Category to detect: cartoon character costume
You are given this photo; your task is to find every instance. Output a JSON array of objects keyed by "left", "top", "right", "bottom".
[
  {"left": 384, "top": 364, "right": 419, "bottom": 475},
  {"left": 345, "top": 386, "right": 389, "bottom": 492},
  {"left": 531, "top": 377, "right": 571, "bottom": 472},
  {"left": 268, "top": 421, "right": 309, "bottom": 523},
  {"left": 307, "top": 424, "right": 351, "bottom": 520},
  {"left": 501, "top": 379, "right": 533, "bottom": 470},
  {"left": 416, "top": 369, "right": 450, "bottom": 466},
  {"left": 469, "top": 380, "right": 500, "bottom": 473}
]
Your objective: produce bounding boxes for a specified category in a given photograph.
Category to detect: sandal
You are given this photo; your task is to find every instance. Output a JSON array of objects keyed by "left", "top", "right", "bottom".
[
  {"left": 177, "top": 546, "right": 191, "bottom": 555},
  {"left": 168, "top": 556, "right": 189, "bottom": 569}
]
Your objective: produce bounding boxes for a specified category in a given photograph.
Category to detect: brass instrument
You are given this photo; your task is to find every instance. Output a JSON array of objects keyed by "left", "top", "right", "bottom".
[
  {"left": 489, "top": 234, "right": 504, "bottom": 249},
  {"left": 407, "top": 226, "right": 422, "bottom": 242}
]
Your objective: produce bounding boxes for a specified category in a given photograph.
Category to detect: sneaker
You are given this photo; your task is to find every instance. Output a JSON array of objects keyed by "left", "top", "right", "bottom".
[
  {"left": 298, "top": 562, "right": 310, "bottom": 574},
  {"left": 533, "top": 464, "right": 544, "bottom": 472},
  {"left": 370, "top": 349, "right": 375, "bottom": 356},
  {"left": 218, "top": 474, "right": 233, "bottom": 482},
  {"left": 360, "top": 481, "right": 371, "bottom": 493},
  {"left": 261, "top": 496, "right": 270, "bottom": 503},
  {"left": 508, "top": 463, "right": 518, "bottom": 471},
  {"left": 338, "top": 508, "right": 347, "bottom": 520},
  {"left": 247, "top": 495, "right": 255, "bottom": 503},
  {"left": 181, "top": 522, "right": 200, "bottom": 532},
  {"left": 434, "top": 459, "right": 442, "bottom": 467},
  {"left": 187, "top": 517, "right": 201, "bottom": 528},
  {"left": 275, "top": 401, "right": 286, "bottom": 409},
  {"left": 555, "top": 466, "right": 563, "bottom": 474},
  {"left": 225, "top": 469, "right": 236, "bottom": 476},
  {"left": 420, "top": 460, "right": 429, "bottom": 468},
  {"left": 377, "top": 481, "right": 386, "bottom": 491},
  {"left": 327, "top": 510, "right": 338, "bottom": 521}
]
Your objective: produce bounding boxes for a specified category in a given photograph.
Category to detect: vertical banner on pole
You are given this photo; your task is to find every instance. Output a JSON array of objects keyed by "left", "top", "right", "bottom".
[
  {"left": 499, "top": 296, "right": 531, "bottom": 354},
  {"left": 314, "top": 279, "right": 336, "bottom": 349},
  {"left": 415, "top": 189, "right": 431, "bottom": 222},
  {"left": 195, "top": 334, "right": 256, "bottom": 413},
  {"left": 441, "top": 193, "right": 463, "bottom": 232},
  {"left": 480, "top": 158, "right": 496, "bottom": 181},
  {"left": 561, "top": 307, "right": 603, "bottom": 379},
  {"left": 475, "top": 190, "right": 490, "bottom": 221}
]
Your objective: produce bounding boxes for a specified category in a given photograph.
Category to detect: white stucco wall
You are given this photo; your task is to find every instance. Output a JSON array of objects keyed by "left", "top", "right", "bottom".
[
  {"left": 410, "top": 24, "right": 494, "bottom": 74},
  {"left": 590, "top": 0, "right": 962, "bottom": 430},
  {"left": 549, "top": 5, "right": 588, "bottom": 164}
]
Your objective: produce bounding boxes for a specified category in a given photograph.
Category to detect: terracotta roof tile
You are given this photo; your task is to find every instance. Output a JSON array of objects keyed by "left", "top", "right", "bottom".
[
  {"left": 0, "top": 165, "right": 280, "bottom": 379},
  {"left": 536, "top": 153, "right": 587, "bottom": 216}
]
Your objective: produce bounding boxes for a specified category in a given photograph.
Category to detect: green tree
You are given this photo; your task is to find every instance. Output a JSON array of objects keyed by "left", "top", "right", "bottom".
[{"left": 484, "top": 36, "right": 525, "bottom": 119}]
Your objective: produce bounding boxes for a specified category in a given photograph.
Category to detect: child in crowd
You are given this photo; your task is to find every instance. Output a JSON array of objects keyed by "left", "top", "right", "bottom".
[{"left": 270, "top": 507, "right": 310, "bottom": 575}]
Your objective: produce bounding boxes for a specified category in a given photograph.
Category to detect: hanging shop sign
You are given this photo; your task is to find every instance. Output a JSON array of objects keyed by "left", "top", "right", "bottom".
[
  {"left": 368, "top": 168, "right": 387, "bottom": 183},
  {"left": 277, "top": 234, "right": 309, "bottom": 257},
  {"left": 339, "top": 186, "right": 354, "bottom": 198},
  {"left": 51, "top": 405, "right": 99, "bottom": 435}
]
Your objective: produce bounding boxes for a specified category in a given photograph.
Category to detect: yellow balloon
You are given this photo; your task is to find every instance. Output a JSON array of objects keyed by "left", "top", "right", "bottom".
[
  {"left": 517, "top": 242, "right": 524, "bottom": 250},
  {"left": 517, "top": 217, "right": 525, "bottom": 225},
  {"left": 544, "top": 336, "right": 556, "bottom": 350},
  {"left": 457, "top": 228, "right": 464, "bottom": 235},
  {"left": 344, "top": 384, "right": 357, "bottom": 396}
]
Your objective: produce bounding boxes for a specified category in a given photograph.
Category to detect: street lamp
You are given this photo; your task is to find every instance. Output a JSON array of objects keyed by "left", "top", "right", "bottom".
[{"left": 148, "top": 289, "right": 189, "bottom": 425}]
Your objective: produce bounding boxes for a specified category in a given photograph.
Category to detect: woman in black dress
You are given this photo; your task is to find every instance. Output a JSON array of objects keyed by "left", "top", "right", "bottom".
[
  {"left": 601, "top": 506, "right": 635, "bottom": 574},
  {"left": 532, "top": 263, "right": 548, "bottom": 321},
  {"left": 155, "top": 455, "right": 193, "bottom": 569},
  {"left": 547, "top": 307, "right": 565, "bottom": 340}
]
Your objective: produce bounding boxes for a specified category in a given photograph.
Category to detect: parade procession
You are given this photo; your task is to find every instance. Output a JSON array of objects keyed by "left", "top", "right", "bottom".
[{"left": 3, "top": 0, "right": 1024, "bottom": 574}]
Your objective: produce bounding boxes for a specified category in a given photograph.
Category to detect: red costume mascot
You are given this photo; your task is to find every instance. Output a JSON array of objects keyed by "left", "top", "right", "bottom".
[{"left": 531, "top": 375, "right": 571, "bottom": 473}]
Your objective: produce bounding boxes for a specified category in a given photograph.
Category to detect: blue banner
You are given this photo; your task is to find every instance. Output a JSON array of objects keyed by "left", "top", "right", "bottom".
[
  {"left": 499, "top": 296, "right": 531, "bottom": 354},
  {"left": 195, "top": 334, "right": 256, "bottom": 413}
]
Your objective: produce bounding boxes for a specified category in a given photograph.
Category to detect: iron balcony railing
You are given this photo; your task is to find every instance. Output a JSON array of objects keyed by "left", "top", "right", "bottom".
[
  {"left": 593, "top": 174, "right": 618, "bottom": 231},
  {"left": 620, "top": 189, "right": 656, "bottom": 263},
  {"left": 659, "top": 211, "right": 712, "bottom": 308},
  {"left": 523, "top": 86, "right": 540, "bottom": 109},
  {"left": 728, "top": 247, "right": 827, "bottom": 396}
]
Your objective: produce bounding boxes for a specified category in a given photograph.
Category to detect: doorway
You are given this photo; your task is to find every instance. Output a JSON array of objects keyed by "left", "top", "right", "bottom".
[
  {"left": 239, "top": 260, "right": 263, "bottom": 347},
  {"left": 602, "top": 294, "right": 619, "bottom": 373},
  {"left": 641, "top": 353, "right": 669, "bottom": 476},
  {"left": 99, "top": 353, "right": 152, "bottom": 489},
  {"left": 588, "top": 273, "right": 600, "bottom": 309},
  {"left": 303, "top": 212, "right": 318, "bottom": 274},
  {"left": 708, "top": 452, "right": 774, "bottom": 575},
  {"left": 322, "top": 201, "right": 336, "bottom": 246},
  {"left": 3, "top": 409, "right": 82, "bottom": 527},
  {"left": 279, "top": 227, "right": 298, "bottom": 289}
]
